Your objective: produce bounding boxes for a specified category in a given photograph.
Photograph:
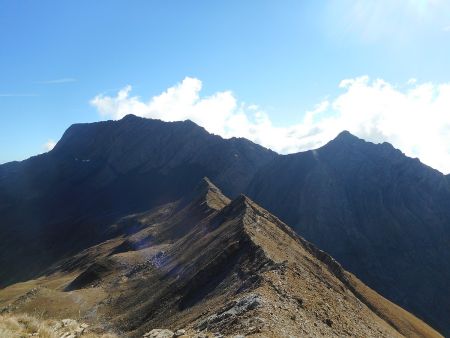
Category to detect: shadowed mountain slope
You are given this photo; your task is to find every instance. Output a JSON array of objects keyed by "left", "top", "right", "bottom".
[
  {"left": 1, "top": 116, "right": 448, "bottom": 334},
  {"left": 246, "top": 131, "right": 450, "bottom": 335},
  {"left": 0, "top": 115, "right": 275, "bottom": 287},
  {"left": 0, "top": 178, "right": 441, "bottom": 337}
]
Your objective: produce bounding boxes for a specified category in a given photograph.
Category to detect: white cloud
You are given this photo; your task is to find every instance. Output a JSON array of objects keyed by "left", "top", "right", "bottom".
[
  {"left": 91, "top": 77, "right": 238, "bottom": 136},
  {"left": 44, "top": 139, "right": 57, "bottom": 152},
  {"left": 91, "top": 76, "right": 450, "bottom": 174}
]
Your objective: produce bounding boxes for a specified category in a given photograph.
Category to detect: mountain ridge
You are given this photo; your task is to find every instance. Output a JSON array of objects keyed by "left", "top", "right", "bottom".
[
  {"left": 246, "top": 128, "right": 450, "bottom": 334},
  {"left": 0, "top": 116, "right": 448, "bottom": 334},
  {"left": 0, "top": 116, "right": 276, "bottom": 287},
  {"left": 0, "top": 176, "right": 440, "bottom": 337}
]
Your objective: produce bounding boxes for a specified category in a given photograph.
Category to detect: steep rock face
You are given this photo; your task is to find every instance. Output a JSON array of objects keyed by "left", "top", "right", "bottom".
[
  {"left": 0, "top": 178, "right": 440, "bottom": 337},
  {"left": 51, "top": 115, "right": 275, "bottom": 198},
  {"left": 0, "top": 116, "right": 275, "bottom": 286},
  {"left": 246, "top": 131, "right": 450, "bottom": 334}
]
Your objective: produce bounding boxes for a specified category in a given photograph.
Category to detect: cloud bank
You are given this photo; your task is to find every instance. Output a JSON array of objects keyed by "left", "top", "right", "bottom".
[{"left": 91, "top": 76, "right": 450, "bottom": 173}]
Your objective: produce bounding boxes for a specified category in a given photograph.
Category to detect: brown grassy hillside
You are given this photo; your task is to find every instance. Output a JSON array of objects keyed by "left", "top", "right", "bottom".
[{"left": 0, "top": 178, "right": 442, "bottom": 337}]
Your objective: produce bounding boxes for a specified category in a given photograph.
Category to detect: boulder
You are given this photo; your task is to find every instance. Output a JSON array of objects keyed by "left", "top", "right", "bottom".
[{"left": 143, "top": 329, "right": 175, "bottom": 338}]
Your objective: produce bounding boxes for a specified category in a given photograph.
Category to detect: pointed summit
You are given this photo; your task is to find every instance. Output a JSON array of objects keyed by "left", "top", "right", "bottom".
[
  {"left": 198, "top": 177, "right": 230, "bottom": 210},
  {"left": 183, "top": 177, "right": 230, "bottom": 211},
  {"left": 333, "top": 130, "right": 361, "bottom": 142},
  {"left": 121, "top": 113, "right": 140, "bottom": 120},
  {"left": 221, "top": 193, "right": 251, "bottom": 214},
  {"left": 336, "top": 130, "right": 355, "bottom": 138},
  {"left": 319, "top": 130, "right": 364, "bottom": 151}
]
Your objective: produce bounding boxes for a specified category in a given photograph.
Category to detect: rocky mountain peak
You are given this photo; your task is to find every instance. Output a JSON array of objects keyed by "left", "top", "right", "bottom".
[
  {"left": 121, "top": 113, "right": 142, "bottom": 121},
  {"left": 322, "top": 130, "right": 404, "bottom": 158},
  {"left": 324, "top": 130, "right": 363, "bottom": 148},
  {"left": 185, "top": 177, "right": 231, "bottom": 211},
  {"left": 223, "top": 194, "right": 252, "bottom": 214},
  {"left": 336, "top": 130, "right": 356, "bottom": 139}
]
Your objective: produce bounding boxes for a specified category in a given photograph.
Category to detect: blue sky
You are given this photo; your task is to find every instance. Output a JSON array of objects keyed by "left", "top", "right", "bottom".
[{"left": 2, "top": 1, "right": 450, "bottom": 171}]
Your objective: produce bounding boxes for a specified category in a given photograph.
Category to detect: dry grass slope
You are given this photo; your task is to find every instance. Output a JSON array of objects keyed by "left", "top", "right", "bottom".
[
  {"left": 0, "top": 313, "right": 117, "bottom": 338},
  {"left": 0, "top": 178, "right": 443, "bottom": 337}
]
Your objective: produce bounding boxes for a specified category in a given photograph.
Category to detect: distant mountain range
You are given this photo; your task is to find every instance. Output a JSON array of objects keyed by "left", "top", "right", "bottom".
[{"left": 0, "top": 115, "right": 449, "bottom": 336}]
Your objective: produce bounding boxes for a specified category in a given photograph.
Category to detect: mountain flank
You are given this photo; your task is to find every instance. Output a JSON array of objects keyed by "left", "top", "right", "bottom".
[
  {"left": 0, "top": 115, "right": 275, "bottom": 286},
  {"left": 246, "top": 130, "right": 450, "bottom": 334},
  {"left": 0, "top": 116, "right": 448, "bottom": 335},
  {"left": 0, "top": 178, "right": 440, "bottom": 337}
]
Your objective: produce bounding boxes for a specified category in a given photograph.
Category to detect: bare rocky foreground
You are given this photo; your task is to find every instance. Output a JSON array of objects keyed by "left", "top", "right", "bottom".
[{"left": 0, "top": 178, "right": 441, "bottom": 337}]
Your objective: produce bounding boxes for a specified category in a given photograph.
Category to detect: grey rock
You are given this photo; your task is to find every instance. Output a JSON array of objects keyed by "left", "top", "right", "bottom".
[
  {"left": 174, "top": 329, "right": 186, "bottom": 337},
  {"left": 144, "top": 329, "right": 175, "bottom": 338},
  {"left": 196, "top": 294, "right": 262, "bottom": 331}
]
